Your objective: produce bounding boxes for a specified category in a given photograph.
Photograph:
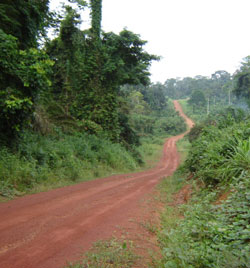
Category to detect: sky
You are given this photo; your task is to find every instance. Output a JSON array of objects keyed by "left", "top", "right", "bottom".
[{"left": 50, "top": 0, "right": 250, "bottom": 83}]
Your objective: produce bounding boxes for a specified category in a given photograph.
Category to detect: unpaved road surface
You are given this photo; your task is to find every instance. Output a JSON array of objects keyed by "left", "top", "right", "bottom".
[{"left": 0, "top": 100, "right": 194, "bottom": 268}]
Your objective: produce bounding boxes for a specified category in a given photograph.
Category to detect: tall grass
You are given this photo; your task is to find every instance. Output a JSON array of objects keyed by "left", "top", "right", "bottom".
[
  {"left": 0, "top": 131, "right": 140, "bottom": 197},
  {"left": 137, "top": 136, "right": 166, "bottom": 168},
  {"left": 159, "top": 173, "right": 250, "bottom": 268},
  {"left": 186, "top": 121, "right": 250, "bottom": 185},
  {"left": 0, "top": 131, "right": 173, "bottom": 198}
]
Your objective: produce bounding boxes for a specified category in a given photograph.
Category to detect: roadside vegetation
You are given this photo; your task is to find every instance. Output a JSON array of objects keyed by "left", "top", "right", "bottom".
[
  {"left": 0, "top": 101, "right": 185, "bottom": 199},
  {"left": 67, "top": 238, "right": 139, "bottom": 268},
  {"left": 0, "top": 97, "right": 186, "bottom": 199},
  {"left": 158, "top": 103, "right": 250, "bottom": 268}
]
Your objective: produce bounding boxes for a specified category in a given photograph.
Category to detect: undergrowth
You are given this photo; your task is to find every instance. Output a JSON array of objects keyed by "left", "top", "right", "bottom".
[
  {"left": 66, "top": 238, "right": 139, "bottom": 268},
  {"left": 0, "top": 98, "right": 187, "bottom": 199},
  {"left": 138, "top": 136, "right": 166, "bottom": 168},
  {"left": 158, "top": 106, "right": 250, "bottom": 268},
  {"left": 0, "top": 132, "right": 169, "bottom": 199},
  {"left": 159, "top": 175, "right": 250, "bottom": 268},
  {"left": 129, "top": 99, "right": 187, "bottom": 138},
  {"left": 0, "top": 131, "right": 140, "bottom": 198},
  {"left": 177, "top": 99, "right": 204, "bottom": 123}
]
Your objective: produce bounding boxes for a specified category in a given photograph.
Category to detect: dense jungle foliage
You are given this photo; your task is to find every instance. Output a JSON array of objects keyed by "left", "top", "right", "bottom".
[
  {"left": 1, "top": 1, "right": 250, "bottom": 266},
  {"left": 159, "top": 104, "right": 250, "bottom": 268},
  {"left": 0, "top": 0, "right": 187, "bottom": 197}
]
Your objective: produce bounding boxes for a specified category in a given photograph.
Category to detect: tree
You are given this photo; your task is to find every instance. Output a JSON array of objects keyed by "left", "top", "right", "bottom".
[
  {"left": 188, "top": 90, "right": 207, "bottom": 113},
  {"left": 233, "top": 56, "right": 250, "bottom": 104},
  {"left": 144, "top": 83, "right": 167, "bottom": 112},
  {"left": 210, "top": 70, "right": 231, "bottom": 104},
  {"left": 164, "top": 78, "right": 177, "bottom": 99},
  {"left": 0, "top": 1, "right": 53, "bottom": 142},
  {"left": 163, "top": 71, "right": 232, "bottom": 108},
  {"left": 46, "top": 3, "right": 158, "bottom": 141},
  {"left": 0, "top": 0, "right": 50, "bottom": 49},
  {"left": 0, "top": 30, "right": 53, "bottom": 142},
  {"left": 128, "top": 90, "right": 149, "bottom": 114},
  {"left": 46, "top": 6, "right": 84, "bottom": 114},
  {"left": 101, "top": 30, "right": 159, "bottom": 87}
]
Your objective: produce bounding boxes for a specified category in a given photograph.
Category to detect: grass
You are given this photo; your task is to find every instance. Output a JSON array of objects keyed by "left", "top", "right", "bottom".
[
  {"left": 150, "top": 137, "right": 195, "bottom": 268},
  {"left": 178, "top": 99, "right": 205, "bottom": 123},
  {"left": 176, "top": 136, "right": 191, "bottom": 163},
  {"left": 154, "top": 136, "right": 191, "bottom": 206},
  {"left": 157, "top": 137, "right": 191, "bottom": 209},
  {"left": 0, "top": 133, "right": 168, "bottom": 201},
  {"left": 138, "top": 135, "right": 166, "bottom": 169},
  {"left": 66, "top": 238, "right": 139, "bottom": 268},
  {"left": 158, "top": 177, "right": 250, "bottom": 268},
  {"left": 0, "top": 131, "right": 140, "bottom": 200},
  {"left": 149, "top": 136, "right": 192, "bottom": 268},
  {"left": 140, "top": 220, "right": 158, "bottom": 235}
]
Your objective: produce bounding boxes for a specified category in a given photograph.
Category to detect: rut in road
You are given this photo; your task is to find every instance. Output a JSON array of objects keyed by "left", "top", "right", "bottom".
[{"left": 0, "top": 100, "right": 194, "bottom": 268}]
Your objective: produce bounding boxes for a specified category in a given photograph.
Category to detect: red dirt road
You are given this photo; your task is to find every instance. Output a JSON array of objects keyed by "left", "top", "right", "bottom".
[{"left": 0, "top": 100, "right": 193, "bottom": 268}]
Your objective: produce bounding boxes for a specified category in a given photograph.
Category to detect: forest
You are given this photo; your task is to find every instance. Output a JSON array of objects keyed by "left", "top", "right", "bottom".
[
  {"left": 0, "top": 1, "right": 250, "bottom": 267},
  {"left": 0, "top": 0, "right": 187, "bottom": 197}
]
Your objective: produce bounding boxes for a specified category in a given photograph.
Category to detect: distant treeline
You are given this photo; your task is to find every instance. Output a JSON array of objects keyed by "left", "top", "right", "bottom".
[{"left": 162, "top": 61, "right": 250, "bottom": 108}]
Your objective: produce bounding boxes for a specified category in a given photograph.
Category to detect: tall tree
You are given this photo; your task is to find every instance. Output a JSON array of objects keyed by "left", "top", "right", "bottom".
[
  {"left": 233, "top": 56, "right": 250, "bottom": 103},
  {"left": 90, "top": 0, "right": 102, "bottom": 39},
  {"left": 0, "top": 1, "right": 53, "bottom": 142},
  {"left": 0, "top": 30, "right": 53, "bottom": 142},
  {"left": 144, "top": 83, "right": 167, "bottom": 112},
  {"left": 46, "top": 2, "right": 158, "bottom": 140},
  {"left": 0, "top": 0, "right": 50, "bottom": 49},
  {"left": 188, "top": 90, "right": 207, "bottom": 113},
  {"left": 46, "top": 6, "right": 84, "bottom": 114}
]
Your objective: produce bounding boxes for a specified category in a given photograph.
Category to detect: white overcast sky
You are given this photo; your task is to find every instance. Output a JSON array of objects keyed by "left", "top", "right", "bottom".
[{"left": 50, "top": 0, "right": 250, "bottom": 83}]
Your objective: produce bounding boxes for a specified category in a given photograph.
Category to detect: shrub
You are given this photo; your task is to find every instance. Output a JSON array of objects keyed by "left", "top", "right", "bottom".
[
  {"left": 186, "top": 121, "right": 250, "bottom": 185},
  {"left": 0, "top": 131, "right": 139, "bottom": 196},
  {"left": 160, "top": 174, "right": 250, "bottom": 268}
]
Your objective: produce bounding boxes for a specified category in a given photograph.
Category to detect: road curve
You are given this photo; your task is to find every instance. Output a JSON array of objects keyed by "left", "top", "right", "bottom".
[{"left": 0, "top": 100, "right": 194, "bottom": 268}]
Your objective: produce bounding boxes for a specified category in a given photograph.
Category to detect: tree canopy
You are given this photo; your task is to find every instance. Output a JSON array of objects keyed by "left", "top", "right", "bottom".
[
  {"left": 0, "top": 0, "right": 158, "bottom": 143},
  {"left": 0, "top": 0, "right": 50, "bottom": 49},
  {"left": 233, "top": 56, "right": 250, "bottom": 102}
]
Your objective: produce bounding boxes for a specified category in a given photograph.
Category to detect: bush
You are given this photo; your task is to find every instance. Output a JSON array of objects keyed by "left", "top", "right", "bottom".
[
  {"left": 0, "top": 148, "right": 37, "bottom": 194},
  {"left": 130, "top": 113, "right": 186, "bottom": 137},
  {"left": 154, "top": 116, "right": 186, "bottom": 136},
  {"left": 186, "top": 120, "right": 250, "bottom": 185},
  {"left": 0, "top": 131, "right": 139, "bottom": 197},
  {"left": 0, "top": 29, "right": 53, "bottom": 142},
  {"left": 160, "top": 174, "right": 250, "bottom": 268},
  {"left": 159, "top": 100, "right": 250, "bottom": 268}
]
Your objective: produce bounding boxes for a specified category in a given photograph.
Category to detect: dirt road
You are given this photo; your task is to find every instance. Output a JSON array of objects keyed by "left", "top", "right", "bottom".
[{"left": 0, "top": 100, "right": 194, "bottom": 268}]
